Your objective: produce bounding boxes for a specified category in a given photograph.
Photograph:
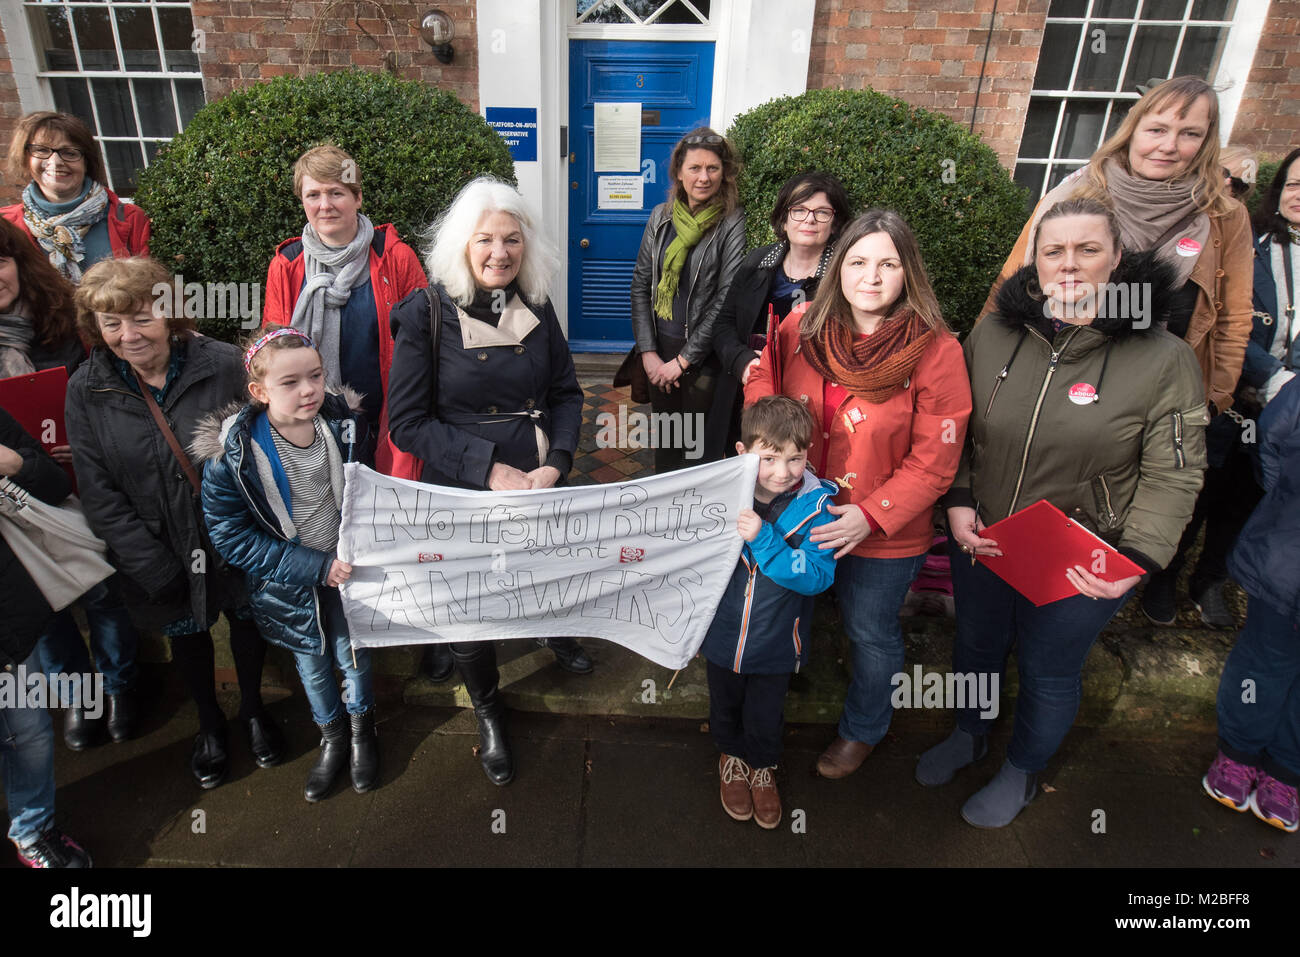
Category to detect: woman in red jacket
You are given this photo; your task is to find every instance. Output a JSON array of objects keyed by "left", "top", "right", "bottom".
[
  {"left": 746, "top": 208, "right": 971, "bottom": 779},
  {"left": 2, "top": 112, "right": 150, "bottom": 282},
  {"left": 262, "top": 144, "right": 427, "bottom": 474}
]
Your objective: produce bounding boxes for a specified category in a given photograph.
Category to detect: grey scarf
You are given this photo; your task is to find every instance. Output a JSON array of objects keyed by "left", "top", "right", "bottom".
[
  {"left": 0, "top": 311, "right": 36, "bottom": 378},
  {"left": 289, "top": 213, "right": 375, "bottom": 385}
]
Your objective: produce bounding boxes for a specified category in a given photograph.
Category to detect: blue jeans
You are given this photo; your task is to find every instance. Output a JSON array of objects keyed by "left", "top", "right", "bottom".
[
  {"left": 949, "top": 538, "right": 1131, "bottom": 773},
  {"left": 291, "top": 588, "right": 373, "bottom": 725},
  {"left": 1, "top": 648, "right": 56, "bottom": 848},
  {"left": 38, "top": 575, "right": 139, "bottom": 699},
  {"left": 835, "top": 552, "right": 926, "bottom": 744},
  {"left": 1217, "top": 595, "right": 1300, "bottom": 786}
]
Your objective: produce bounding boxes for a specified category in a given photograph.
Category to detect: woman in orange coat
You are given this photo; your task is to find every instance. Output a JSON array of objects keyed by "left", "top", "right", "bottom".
[{"left": 746, "top": 208, "right": 971, "bottom": 779}]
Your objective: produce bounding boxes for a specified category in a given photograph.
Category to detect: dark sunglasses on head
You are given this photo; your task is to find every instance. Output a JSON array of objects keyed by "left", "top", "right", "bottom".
[{"left": 682, "top": 133, "right": 724, "bottom": 147}]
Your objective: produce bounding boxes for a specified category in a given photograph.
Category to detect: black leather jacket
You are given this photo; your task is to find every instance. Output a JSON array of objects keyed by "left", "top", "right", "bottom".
[{"left": 629, "top": 201, "right": 746, "bottom": 367}]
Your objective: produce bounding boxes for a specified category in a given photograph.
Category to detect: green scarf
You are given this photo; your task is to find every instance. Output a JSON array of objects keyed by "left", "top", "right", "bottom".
[{"left": 654, "top": 199, "right": 722, "bottom": 321}]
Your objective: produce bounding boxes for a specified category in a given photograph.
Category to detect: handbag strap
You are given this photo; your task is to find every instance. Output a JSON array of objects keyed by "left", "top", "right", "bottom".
[
  {"left": 428, "top": 286, "right": 442, "bottom": 418},
  {"left": 1282, "top": 241, "right": 1295, "bottom": 372},
  {"left": 134, "top": 371, "right": 202, "bottom": 495}
]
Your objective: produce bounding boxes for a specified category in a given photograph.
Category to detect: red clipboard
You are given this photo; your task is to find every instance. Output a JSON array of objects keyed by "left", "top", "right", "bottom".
[
  {"left": 0, "top": 366, "right": 75, "bottom": 488},
  {"left": 975, "top": 499, "right": 1145, "bottom": 606}
]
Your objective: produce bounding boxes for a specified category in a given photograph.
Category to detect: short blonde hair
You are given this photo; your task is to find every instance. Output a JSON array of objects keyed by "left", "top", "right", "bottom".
[
  {"left": 75, "top": 257, "right": 193, "bottom": 348},
  {"left": 292, "top": 143, "right": 361, "bottom": 199},
  {"left": 423, "top": 176, "right": 559, "bottom": 307}
]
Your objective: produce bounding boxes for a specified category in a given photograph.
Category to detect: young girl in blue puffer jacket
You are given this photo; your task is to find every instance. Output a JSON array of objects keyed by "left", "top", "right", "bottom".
[{"left": 195, "top": 325, "right": 377, "bottom": 803}]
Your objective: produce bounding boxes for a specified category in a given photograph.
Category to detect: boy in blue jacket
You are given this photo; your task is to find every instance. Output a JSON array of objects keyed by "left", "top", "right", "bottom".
[{"left": 700, "top": 395, "right": 838, "bottom": 829}]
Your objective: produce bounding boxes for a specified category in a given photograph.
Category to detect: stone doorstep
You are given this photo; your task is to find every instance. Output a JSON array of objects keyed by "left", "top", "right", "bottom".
[{"left": 197, "top": 608, "right": 1229, "bottom": 735}]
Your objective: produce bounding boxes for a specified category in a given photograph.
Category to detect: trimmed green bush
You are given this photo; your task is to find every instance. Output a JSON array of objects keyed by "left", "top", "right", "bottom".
[
  {"left": 1246, "top": 157, "right": 1284, "bottom": 220},
  {"left": 727, "top": 88, "right": 1028, "bottom": 336},
  {"left": 135, "top": 69, "right": 516, "bottom": 340}
]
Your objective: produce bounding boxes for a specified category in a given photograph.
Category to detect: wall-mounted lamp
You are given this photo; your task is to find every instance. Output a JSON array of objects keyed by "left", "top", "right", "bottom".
[{"left": 420, "top": 10, "right": 455, "bottom": 64}]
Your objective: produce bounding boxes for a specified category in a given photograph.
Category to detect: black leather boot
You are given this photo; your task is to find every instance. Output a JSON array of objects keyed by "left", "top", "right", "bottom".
[
  {"left": 534, "top": 637, "right": 594, "bottom": 675},
  {"left": 453, "top": 643, "right": 514, "bottom": 786},
  {"left": 246, "top": 712, "right": 285, "bottom": 768},
  {"left": 105, "top": 690, "right": 137, "bottom": 743},
  {"left": 420, "top": 642, "right": 456, "bottom": 683},
  {"left": 304, "top": 716, "right": 349, "bottom": 803},
  {"left": 349, "top": 709, "right": 380, "bottom": 793},
  {"left": 191, "top": 729, "right": 228, "bottom": 790},
  {"left": 63, "top": 706, "right": 101, "bottom": 751}
]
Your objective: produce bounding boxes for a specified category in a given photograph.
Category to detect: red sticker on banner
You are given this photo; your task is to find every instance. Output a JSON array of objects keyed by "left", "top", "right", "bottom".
[
  {"left": 619, "top": 547, "right": 645, "bottom": 563},
  {"left": 1068, "top": 382, "right": 1098, "bottom": 405},
  {"left": 1175, "top": 237, "right": 1201, "bottom": 257},
  {"left": 418, "top": 553, "right": 443, "bottom": 562}
]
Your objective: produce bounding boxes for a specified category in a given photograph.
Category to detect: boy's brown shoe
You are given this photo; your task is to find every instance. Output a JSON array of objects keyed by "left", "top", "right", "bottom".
[
  {"left": 750, "top": 765, "right": 781, "bottom": 829},
  {"left": 719, "top": 754, "right": 753, "bottom": 821}
]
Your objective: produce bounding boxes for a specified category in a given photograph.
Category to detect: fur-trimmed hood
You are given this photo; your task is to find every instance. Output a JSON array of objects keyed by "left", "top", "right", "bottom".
[
  {"left": 993, "top": 248, "right": 1182, "bottom": 342},
  {"left": 189, "top": 386, "right": 364, "bottom": 464}
]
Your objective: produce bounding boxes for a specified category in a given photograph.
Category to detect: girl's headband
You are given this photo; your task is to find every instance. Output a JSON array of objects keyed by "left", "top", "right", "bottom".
[{"left": 243, "top": 328, "right": 315, "bottom": 371}]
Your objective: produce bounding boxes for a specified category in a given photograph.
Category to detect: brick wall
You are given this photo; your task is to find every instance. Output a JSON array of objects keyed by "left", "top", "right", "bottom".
[
  {"left": 1229, "top": 0, "right": 1300, "bottom": 159},
  {"left": 191, "top": 0, "right": 478, "bottom": 108},
  {"left": 0, "top": 17, "right": 25, "bottom": 204},
  {"left": 807, "top": 0, "right": 1049, "bottom": 171}
]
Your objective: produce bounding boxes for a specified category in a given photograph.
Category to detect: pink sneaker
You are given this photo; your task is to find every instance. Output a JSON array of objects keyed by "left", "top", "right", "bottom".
[
  {"left": 1202, "top": 751, "right": 1256, "bottom": 812},
  {"left": 1249, "top": 772, "right": 1299, "bottom": 833}
]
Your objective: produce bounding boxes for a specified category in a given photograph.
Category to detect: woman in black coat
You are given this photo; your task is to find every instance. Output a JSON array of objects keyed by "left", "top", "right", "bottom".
[
  {"left": 66, "top": 256, "right": 281, "bottom": 789},
  {"left": 703, "top": 172, "right": 851, "bottom": 461},
  {"left": 0, "top": 217, "right": 142, "bottom": 750},
  {"left": 387, "top": 177, "right": 586, "bottom": 786}
]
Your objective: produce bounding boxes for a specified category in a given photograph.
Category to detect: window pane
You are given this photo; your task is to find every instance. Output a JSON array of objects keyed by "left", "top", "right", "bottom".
[
  {"left": 144, "top": 140, "right": 161, "bottom": 167},
  {"left": 1141, "top": 0, "right": 1189, "bottom": 18},
  {"left": 1123, "top": 25, "right": 1179, "bottom": 91},
  {"left": 103, "top": 140, "right": 145, "bottom": 197},
  {"left": 49, "top": 78, "right": 94, "bottom": 128},
  {"left": 72, "top": 6, "right": 119, "bottom": 71},
  {"left": 1058, "top": 100, "right": 1109, "bottom": 160},
  {"left": 651, "top": 1, "right": 709, "bottom": 23},
  {"left": 1033, "top": 22, "right": 1081, "bottom": 90},
  {"left": 578, "top": 1, "right": 634, "bottom": 22},
  {"left": 1048, "top": 0, "right": 1088, "bottom": 16},
  {"left": 134, "top": 80, "right": 178, "bottom": 137},
  {"left": 1105, "top": 100, "right": 1134, "bottom": 140},
  {"left": 26, "top": 5, "right": 77, "bottom": 71},
  {"left": 1075, "top": 22, "right": 1132, "bottom": 92},
  {"left": 1175, "top": 25, "right": 1228, "bottom": 79},
  {"left": 1048, "top": 162, "right": 1086, "bottom": 192},
  {"left": 1013, "top": 164, "right": 1047, "bottom": 207},
  {"left": 1019, "top": 99, "right": 1061, "bottom": 158},
  {"left": 159, "top": 8, "right": 200, "bottom": 72},
  {"left": 176, "top": 80, "right": 205, "bottom": 126},
  {"left": 1091, "top": 0, "right": 1137, "bottom": 17},
  {"left": 1190, "top": 0, "right": 1234, "bottom": 19},
  {"left": 92, "top": 78, "right": 138, "bottom": 136},
  {"left": 114, "top": 6, "right": 162, "bottom": 72}
]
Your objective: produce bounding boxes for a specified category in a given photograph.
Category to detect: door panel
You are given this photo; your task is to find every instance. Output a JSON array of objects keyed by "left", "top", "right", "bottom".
[{"left": 567, "top": 39, "right": 715, "bottom": 352}]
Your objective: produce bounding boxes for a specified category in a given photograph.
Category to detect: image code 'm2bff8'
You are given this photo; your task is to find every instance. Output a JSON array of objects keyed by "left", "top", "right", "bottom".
[{"left": 619, "top": 546, "right": 646, "bottom": 563}]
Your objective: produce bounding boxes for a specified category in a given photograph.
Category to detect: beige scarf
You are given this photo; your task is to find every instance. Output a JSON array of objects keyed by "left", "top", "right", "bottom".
[{"left": 1024, "top": 159, "right": 1210, "bottom": 286}]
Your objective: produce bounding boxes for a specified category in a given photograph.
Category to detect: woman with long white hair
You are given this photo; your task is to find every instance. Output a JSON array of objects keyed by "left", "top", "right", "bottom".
[{"left": 386, "top": 177, "right": 588, "bottom": 785}]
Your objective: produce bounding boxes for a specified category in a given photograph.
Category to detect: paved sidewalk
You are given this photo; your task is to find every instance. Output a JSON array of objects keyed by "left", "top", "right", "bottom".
[{"left": 5, "top": 666, "right": 1295, "bottom": 869}]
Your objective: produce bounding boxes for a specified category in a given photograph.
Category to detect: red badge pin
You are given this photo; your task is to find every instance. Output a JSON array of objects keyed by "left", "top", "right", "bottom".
[
  {"left": 1068, "top": 382, "right": 1098, "bottom": 405},
  {"left": 1175, "top": 237, "right": 1201, "bottom": 257}
]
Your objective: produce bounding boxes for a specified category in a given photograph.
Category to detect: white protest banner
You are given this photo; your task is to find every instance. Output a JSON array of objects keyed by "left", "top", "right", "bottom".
[{"left": 337, "top": 456, "right": 758, "bottom": 670}]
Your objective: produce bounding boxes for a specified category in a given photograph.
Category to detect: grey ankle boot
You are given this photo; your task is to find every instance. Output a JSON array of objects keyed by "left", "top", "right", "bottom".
[
  {"left": 960, "top": 758, "right": 1037, "bottom": 828},
  {"left": 916, "top": 727, "right": 988, "bottom": 787}
]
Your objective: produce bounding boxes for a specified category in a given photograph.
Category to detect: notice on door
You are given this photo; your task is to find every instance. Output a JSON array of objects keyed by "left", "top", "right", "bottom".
[
  {"left": 594, "top": 102, "right": 641, "bottom": 172},
  {"left": 597, "top": 175, "right": 644, "bottom": 210}
]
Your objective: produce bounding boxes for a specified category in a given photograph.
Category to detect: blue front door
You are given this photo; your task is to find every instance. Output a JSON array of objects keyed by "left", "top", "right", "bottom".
[{"left": 567, "top": 39, "right": 715, "bottom": 352}]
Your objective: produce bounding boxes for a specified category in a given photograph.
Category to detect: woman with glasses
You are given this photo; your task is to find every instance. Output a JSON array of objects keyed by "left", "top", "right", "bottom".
[
  {"left": 704, "top": 171, "right": 852, "bottom": 461},
  {"left": 628, "top": 127, "right": 746, "bottom": 472},
  {"left": 2, "top": 112, "right": 150, "bottom": 282}
]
